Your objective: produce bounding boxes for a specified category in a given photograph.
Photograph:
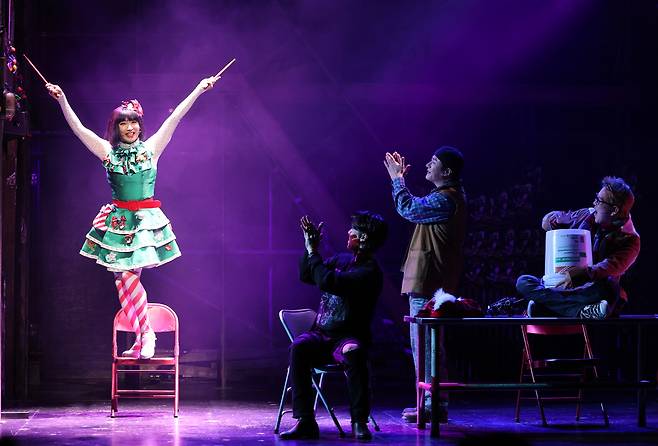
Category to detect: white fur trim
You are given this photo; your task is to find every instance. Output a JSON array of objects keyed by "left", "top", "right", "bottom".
[{"left": 432, "top": 288, "right": 457, "bottom": 310}]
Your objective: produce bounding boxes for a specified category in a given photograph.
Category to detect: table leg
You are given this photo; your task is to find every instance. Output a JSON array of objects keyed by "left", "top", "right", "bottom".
[
  {"left": 430, "top": 325, "right": 441, "bottom": 438},
  {"left": 417, "top": 321, "right": 426, "bottom": 429},
  {"left": 637, "top": 324, "right": 646, "bottom": 427}
]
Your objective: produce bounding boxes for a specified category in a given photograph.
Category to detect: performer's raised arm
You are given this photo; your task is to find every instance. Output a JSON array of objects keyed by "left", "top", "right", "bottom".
[
  {"left": 36, "top": 52, "right": 235, "bottom": 363},
  {"left": 46, "top": 83, "right": 111, "bottom": 160},
  {"left": 147, "top": 75, "right": 220, "bottom": 159}
]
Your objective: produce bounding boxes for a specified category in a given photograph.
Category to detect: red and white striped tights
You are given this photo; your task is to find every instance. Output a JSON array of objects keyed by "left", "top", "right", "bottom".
[{"left": 114, "top": 269, "right": 151, "bottom": 352}]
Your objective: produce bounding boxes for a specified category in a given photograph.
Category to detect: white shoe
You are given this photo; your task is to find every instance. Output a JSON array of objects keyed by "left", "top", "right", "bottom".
[
  {"left": 122, "top": 337, "right": 141, "bottom": 358},
  {"left": 140, "top": 330, "right": 157, "bottom": 359},
  {"left": 579, "top": 300, "right": 608, "bottom": 319}
]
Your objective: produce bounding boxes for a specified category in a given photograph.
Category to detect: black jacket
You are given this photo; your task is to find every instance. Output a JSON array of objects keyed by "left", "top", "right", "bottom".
[{"left": 299, "top": 252, "right": 383, "bottom": 343}]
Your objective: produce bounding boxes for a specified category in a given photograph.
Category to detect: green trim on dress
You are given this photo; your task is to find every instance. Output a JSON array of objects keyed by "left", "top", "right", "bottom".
[{"left": 79, "top": 140, "right": 181, "bottom": 271}]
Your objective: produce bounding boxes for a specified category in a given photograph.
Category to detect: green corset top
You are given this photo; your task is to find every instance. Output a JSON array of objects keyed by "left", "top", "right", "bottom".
[{"left": 103, "top": 141, "right": 157, "bottom": 201}]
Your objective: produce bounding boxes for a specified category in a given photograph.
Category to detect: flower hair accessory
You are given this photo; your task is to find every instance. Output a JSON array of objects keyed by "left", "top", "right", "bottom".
[{"left": 120, "top": 99, "right": 144, "bottom": 117}]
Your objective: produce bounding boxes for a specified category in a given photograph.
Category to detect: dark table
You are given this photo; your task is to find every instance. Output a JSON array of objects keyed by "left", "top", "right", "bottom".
[{"left": 404, "top": 314, "right": 658, "bottom": 437}]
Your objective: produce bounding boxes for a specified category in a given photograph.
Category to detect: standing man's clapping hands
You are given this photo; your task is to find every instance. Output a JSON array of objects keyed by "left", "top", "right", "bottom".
[{"left": 384, "top": 151, "right": 411, "bottom": 180}]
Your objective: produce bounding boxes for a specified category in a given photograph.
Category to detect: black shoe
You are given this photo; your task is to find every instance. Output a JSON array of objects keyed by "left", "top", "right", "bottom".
[
  {"left": 279, "top": 418, "right": 320, "bottom": 440},
  {"left": 351, "top": 422, "right": 372, "bottom": 440},
  {"left": 487, "top": 296, "right": 526, "bottom": 316}
]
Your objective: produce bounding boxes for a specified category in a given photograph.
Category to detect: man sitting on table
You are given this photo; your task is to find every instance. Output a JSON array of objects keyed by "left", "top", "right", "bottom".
[{"left": 517, "top": 176, "right": 640, "bottom": 319}]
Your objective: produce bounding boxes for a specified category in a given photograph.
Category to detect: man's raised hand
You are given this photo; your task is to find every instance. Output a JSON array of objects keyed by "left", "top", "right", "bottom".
[
  {"left": 300, "top": 215, "right": 324, "bottom": 254},
  {"left": 384, "top": 151, "right": 411, "bottom": 180}
]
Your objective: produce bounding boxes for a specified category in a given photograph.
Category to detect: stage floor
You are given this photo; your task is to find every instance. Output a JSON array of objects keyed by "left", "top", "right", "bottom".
[{"left": 1, "top": 393, "right": 657, "bottom": 445}]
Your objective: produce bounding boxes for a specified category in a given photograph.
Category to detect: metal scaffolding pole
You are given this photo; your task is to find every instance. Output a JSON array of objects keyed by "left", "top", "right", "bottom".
[{"left": 0, "top": 0, "right": 7, "bottom": 417}]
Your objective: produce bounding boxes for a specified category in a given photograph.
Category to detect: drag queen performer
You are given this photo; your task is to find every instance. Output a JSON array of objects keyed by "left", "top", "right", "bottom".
[{"left": 45, "top": 74, "right": 220, "bottom": 358}]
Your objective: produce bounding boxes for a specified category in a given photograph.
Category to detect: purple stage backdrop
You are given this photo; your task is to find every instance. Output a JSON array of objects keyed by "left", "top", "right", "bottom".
[{"left": 18, "top": 0, "right": 656, "bottom": 390}]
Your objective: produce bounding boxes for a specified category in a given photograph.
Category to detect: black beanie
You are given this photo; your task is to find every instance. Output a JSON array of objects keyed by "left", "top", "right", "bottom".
[{"left": 433, "top": 146, "right": 464, "bottom": 178}]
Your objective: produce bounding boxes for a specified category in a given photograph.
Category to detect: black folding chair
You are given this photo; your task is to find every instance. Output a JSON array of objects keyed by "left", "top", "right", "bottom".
[{"left": 273, "top": 309, "right": 380, "bottom": 436}]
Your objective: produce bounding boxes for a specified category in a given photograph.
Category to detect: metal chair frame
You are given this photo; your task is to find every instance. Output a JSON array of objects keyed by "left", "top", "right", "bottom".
[
  {"left": 515, "top": 323, "right": 609, "bottom": 426},
  {"left": 273, "top": 309, "right": 380, "bottom": 437},
  {"left": 111, "top": 303, "right": 180, "bottom": 418}
]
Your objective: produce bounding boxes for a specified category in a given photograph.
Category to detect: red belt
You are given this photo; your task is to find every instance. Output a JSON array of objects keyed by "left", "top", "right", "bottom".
[{"left": 112, "top": 198, "right": 161, "bottom": 211}]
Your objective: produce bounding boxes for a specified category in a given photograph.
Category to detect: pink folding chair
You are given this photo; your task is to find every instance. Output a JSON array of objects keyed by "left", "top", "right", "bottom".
[
  {"left": 515, "top": 324, "right": 608, "bottom": 426},
  {"left": 111, "top": 303, "right": 180, "bottom": 417}
]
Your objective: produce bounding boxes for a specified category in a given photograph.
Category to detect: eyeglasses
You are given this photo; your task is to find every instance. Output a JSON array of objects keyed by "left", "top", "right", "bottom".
[{"left": 593, "top": 195, "right": 616, "bottom": 207}]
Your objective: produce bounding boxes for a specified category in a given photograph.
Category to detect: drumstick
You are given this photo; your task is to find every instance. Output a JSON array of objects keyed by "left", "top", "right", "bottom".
[
  {"left": 215, "top": 58, "right": 236, "bottom": 78},
  {"left": 23, "top": 54, "right": 50, "bottom": 84}
]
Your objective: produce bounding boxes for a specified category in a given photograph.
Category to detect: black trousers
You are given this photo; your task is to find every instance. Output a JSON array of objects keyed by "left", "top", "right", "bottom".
[{"left": 289, "top": 329, "right": 370, "bottom": 423}]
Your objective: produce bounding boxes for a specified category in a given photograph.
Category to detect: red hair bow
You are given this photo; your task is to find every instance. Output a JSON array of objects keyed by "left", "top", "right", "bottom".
[{"left": 120, "top": 99, "right": 144, "bottom": 117}]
